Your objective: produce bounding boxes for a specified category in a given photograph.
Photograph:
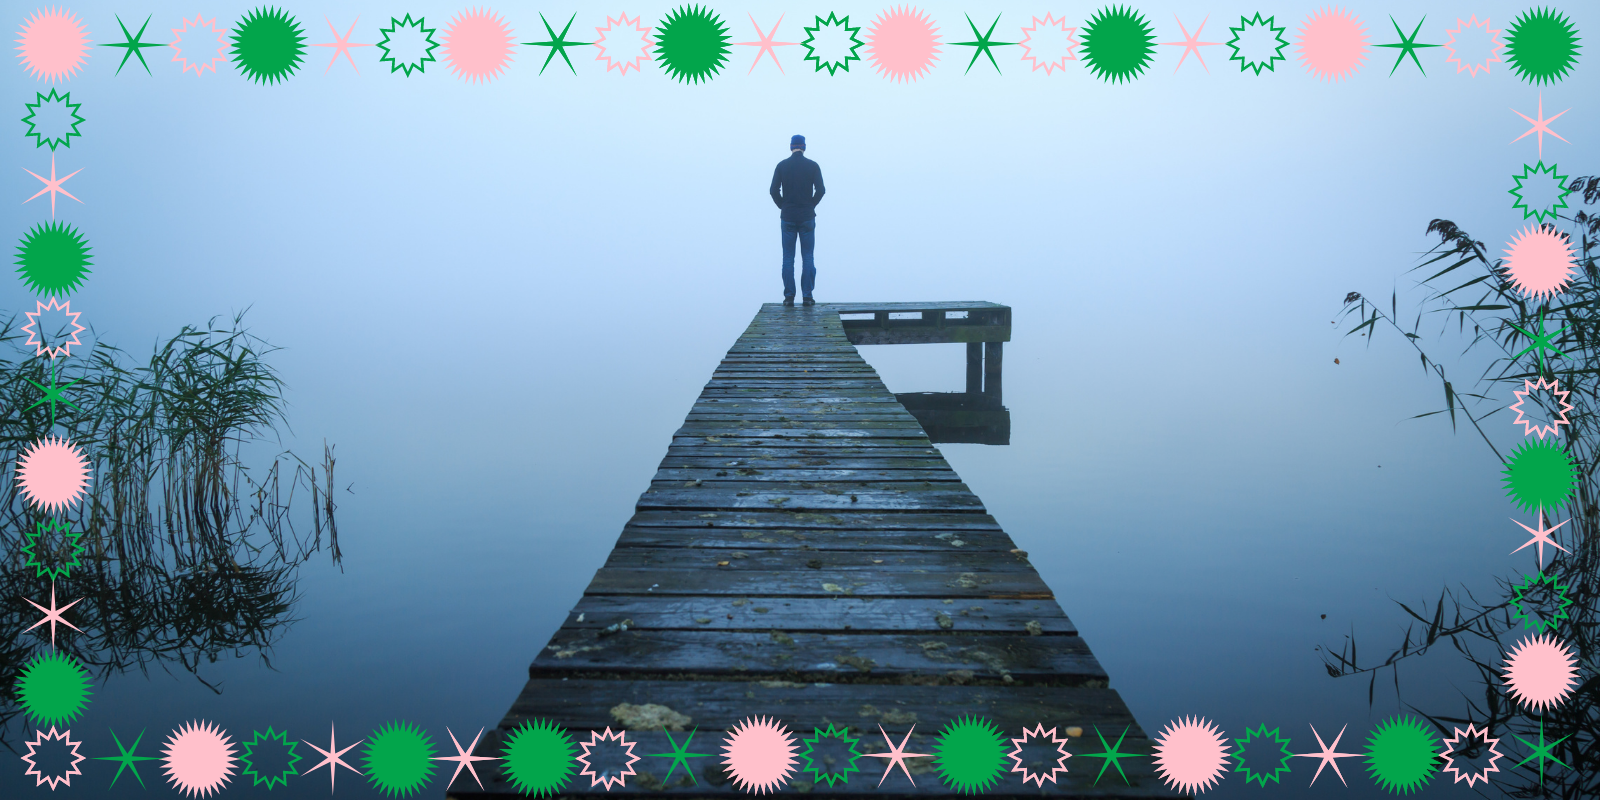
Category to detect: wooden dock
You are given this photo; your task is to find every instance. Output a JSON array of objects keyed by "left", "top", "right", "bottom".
[{"left": 451, "top": 303, "right": 1180, "bottom": 798}]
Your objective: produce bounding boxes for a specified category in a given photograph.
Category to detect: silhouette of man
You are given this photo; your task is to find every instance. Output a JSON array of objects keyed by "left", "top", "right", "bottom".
[{"left": 770, "top": 134, "right": 825, "bottom": 307}]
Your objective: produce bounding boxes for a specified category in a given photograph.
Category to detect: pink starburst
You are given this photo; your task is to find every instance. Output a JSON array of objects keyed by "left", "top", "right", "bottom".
[
  {"left": 162, "top": 720, "right": 238, "bottom": 798},
  {"left": 16, "top": 7, "right": 91, "bottom": 82},
  {"left": 23, "top": 154, "right": 83, "bottom": 219},
  {"left": 1152, "top": 716, "right": 1230, "bottom": 795},
  {"left": 1017, "top": 14, "right": 1077, "bottom": 74},
  {"left": 1512, "top": 95, "right": 1570, "bottom": 160},
  {"left": 1441, "top": 723, "right": 1503, "bottom": 786},
  {"left": 22, "top": 726, "right": 85, "bottom": 788},
  {"left": 25, "top": 584, "right": 83, "bottom": 648},
  {"left": 594, "top": 13, "right": 653, "bottom": 75},
  {"left": 722, "top": 716, "right": 797, "bottom": 794},
  {"left": 1162, "top": 15, "right": 1222, "bottom": 74},
  {"left": 22, "top": 297, "right": 85, "bottom": 360},
  {"left": 1292, "top": 723, "right": 1360, "bottom": 786},
  {"left": 442, "top": 7, "right": 515, "bottom": 83},
  {"left": 1511, "top": 513, "right": 1571, "bottom": 570},
  {"left": 171, "top": 15, "right": 229, "bottom": 76},
  {"left": 1007, "top": 723, "right": 1070, "bottom": 786},
  {"left": 866, "top": 6, "right": 941, "bottom": 83},
  {"left": 302, "top": 724, "right": 363, "bottom": 793},
  {"left": 1504, "top": 225, "right": 1577, "bottom": 301},
  {"left": 1296, "top": 7, "right": 1368, "bottom": 82},
  {"left": 861, "top": 724, "right": 932, "bottom": 786},
  {"left": 1503, "top": 633, "right": 1579, "bottom": 712},
  {"left": 1444, "top": 16, "right": 1502, "bottom": 76},
  {"left": 312, "top": 17, "right": 372, "bottom": 74},
  {"left": 734, "top": 14, "right": 797, "bottom": 74},
  {"left": 434, "top": 727, "right": 498, "bottom": 790},
  {"left": 576, "top": 727, "right": 639, "bottom": 790},
  {"left": 1510, "top": 376, "right": 1574, "bottom": 439},
  {"left": 16, "top": 436, "right": 90, "bottom": 515}
]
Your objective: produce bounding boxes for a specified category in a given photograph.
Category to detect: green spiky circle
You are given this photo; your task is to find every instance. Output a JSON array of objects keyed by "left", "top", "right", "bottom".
[
  {"left": 654, "top": 5, "right": 731, "bottom": 84},
  {"left": 1081, "top": 5, "right": 1157, "bottom": 83},
  {"left": 1363, "top": 715, "right": 1440, "bottom": 794},
  {"left": 1502, "top": 439, "right": 1579, "bottom": 515},
  {"left": 15, "top": 221, "right": 93, "bottom": 297},
  {"left": 933, "top": 715, "right": 1007, "bottom": 794},
  {"left": 1511, "top": 571, "right": 1573, "bottom": 633},
  {"left": 1232, "top": 724, "right": 1293, "bottom": 786},
  {"left": 230, "top": 7, "right": 306, "bottom": 85},
  {"left": 1505, "top": 8, "right": 1582, "bottom": 85},
  {"left": 16, "top": 651, "right": 92, "bottom": 727},
  {"left": 799, "top": 724, "right": 863, "bottom": 786},
  {"left": 501, "top": 718, "right": 577, "bottom": 798},
  {"left": 362, "top": 721, "right": 437, "bottom": 797},
  {"left": 21, "top": 518, "right": 86, "bottom": 581}
]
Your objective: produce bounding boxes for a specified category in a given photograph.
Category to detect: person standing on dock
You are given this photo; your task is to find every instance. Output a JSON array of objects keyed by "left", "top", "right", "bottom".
[{"left": 770, "top": 134, "right": 825, "bottom": 307}]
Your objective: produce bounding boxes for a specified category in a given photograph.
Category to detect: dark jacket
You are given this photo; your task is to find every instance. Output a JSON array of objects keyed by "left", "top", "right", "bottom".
[{"left": 770, "top": 152, "right": 825, "bottom": 222}]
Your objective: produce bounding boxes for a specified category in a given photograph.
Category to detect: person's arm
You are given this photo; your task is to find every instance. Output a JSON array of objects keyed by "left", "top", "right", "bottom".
[
  {"left": 811, "top": 164, "right": 825, "bottom": 209},
  {"left": 770, "top": 164, "right": 784, "bottom": 208}
]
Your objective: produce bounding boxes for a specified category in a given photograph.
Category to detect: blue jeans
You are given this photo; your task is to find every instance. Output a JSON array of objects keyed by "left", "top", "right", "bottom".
[{"left": 781, "top": 218, "right": 816, "bottom": 298}]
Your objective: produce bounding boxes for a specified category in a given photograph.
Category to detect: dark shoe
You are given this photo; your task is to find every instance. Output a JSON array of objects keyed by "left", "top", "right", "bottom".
[
  {"left": 803, "top": 297, "right": 815, "bottom": 306},
  {"left": 783, "top": 296, "right": 795, "bottom": 307}
]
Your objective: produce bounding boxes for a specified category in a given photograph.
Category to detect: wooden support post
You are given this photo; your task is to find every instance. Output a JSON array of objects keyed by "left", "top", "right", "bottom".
[
  {"left": 983, "top": 341, "right": 1003, "bottom": 406},
  {"left": 966, "top": 343, "right": 983, "bottom": 395}
]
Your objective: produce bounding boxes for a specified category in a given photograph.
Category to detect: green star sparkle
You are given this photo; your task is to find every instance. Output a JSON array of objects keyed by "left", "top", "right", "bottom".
[
  {"left": 362, "top": 721, "right": 437, "bottom": 797},
  {"left": 377, "top": 15, "right": 441, "bottom": 76},
  {"left": 1233, "top": 724, "right": 1293, "bottom": 786},
  {"left": 21, "top": 90, "right": 85, "bottom": 152},
  {"left": 1227, "top": 13, "right": 1290, "bottom": 75},
  {"left": 1511, "top": 571, "right": 1574, "bottom": 634},
  {"left": 952, "top": 14, "right": 1018, "bottom": 75},
  {"left": 1505, "top": 8, "right": 1581, "bottom": 85},
  {"left": 1080, "top": 726, "right": 1144, "bottom": 785},
  {"left": 230, "top": 7, "right": 307, "bottom": 85},
  {"left": 241, "top": 726, "right": 302, "bottom": 788},
  {"left": 100, "top": 15, "right": 167, "bottom": 75},
  {"left": 1363, "top": 715, "right": 1441, "bottom": 794},
  {"left": 15, "top": 220, "right": 93, "bottom": 297},
  {"left": 501, "top": 718, "right": 577, "bottom": 798},
  {"left": 26, "top": 361, "right": 82, "bottom": 426},
  {"left": 932, "top": 715, "right": 1008, "bottom": 794},
  {"left": 1502, "top": 438, "right": 1579, "bottom": 517},
  {"left": 93, "top": 728, "right": 159, "bottom": 789},
  {"left": 801, "top": 13, "right": 865, "bottom": 75},
  {"left": 1508, "top": 310, "right": 1568, "bottom": 373},
  {"left": 21, "top": 518, "right": 86, "bottom": 581},
  {"left": 1513, "top": 717, "right": 1570, "bottom": 786},
  {"left": 1376, "top": 16, "right": 1439, "bottom": 76},
  {"left": 654, "top": 5, "right": 731, "bottom": 84},
  {"left": 1510, "top": 162, "right": 1574, "bottom": 224},
  {"left": 524, "top": 13, "right": 593, "bottom": 75},
  {"left": 16, "top": 651, "right": 93, "bottom": 728},
  {"left": 646, "top": 726, "right": 711, "bottom": 785},
  {"left": 1081, "top": 5, "right": 1156, "bottom": 83},
  {"left": 799, "top": 724, "right": 863, "bottom": 786}
]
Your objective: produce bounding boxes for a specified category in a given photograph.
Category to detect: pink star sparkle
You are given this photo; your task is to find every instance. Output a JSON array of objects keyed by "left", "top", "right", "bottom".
[
  {"left": 1441, "top": 724, "right": 1503, "bottom": 786},
  {"left": 302, "top": 724, "right": 362, "bottom": 794},
  {"left": 312, "top": 17, "right": 372, "bottom": 74},
  {"left": 1511, "top": 94, "right": 1570, "bottom": 160},
  {"left": 734, "top": 14, "right": 797, "bottom": 74},
  {"left": 23, "top": 155, "right": 82, "bottom": 218},
  {"left": 1007, "top": 723, "right": 1070, "bottom": 786},
  {"left": 1161, "top": 15, "right": 1221, "bottom": 73},
  {"left": 577, "top": 727, "right": 639, "bottom": 790},
  {"left": 22, "top": 297, "right": 85, "bottom": 360},
  {"left": 1511, "top": 513, "right": 1570, "bottom": 570},
  {"left": 1510, "top": 376, "right": 1573, "bottom": 439},
  {"left": 1017, "top": 14, "right": 1078, "bottom": 74},
  {"left": 23, "top": 727, "right": 85, "bottom": 789},
  {"left": 170, "top": 15, "right": 229, "bottom": 76},
  {"left": 433, "top": 727, "right": 498, "bottom": 790},
  {"left": 594, "top": 14, "right": 653, "bottom": 75},
  {"left": 25, "top": 584, "right": 82, "bottom": 647},
  {"left": 1292, "top": 723, "right": 1359, "bottom": 787},
  {"left": 1443, "top": 16, "right": 1501, "bottom": 77},
  {"left": 861, "top": 724, "right": 932, "bottom": 787}
]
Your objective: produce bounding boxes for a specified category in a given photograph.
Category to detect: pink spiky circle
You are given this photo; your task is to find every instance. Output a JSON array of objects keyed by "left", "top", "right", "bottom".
[
  {"left": 442, "top": 7, "right": 515, "bottom": 83},
  {"left": 1502, "top": 633, "right": 1578, "bottom": 712},
  {"left": 1152, "top": 716, "right": 1230, "bottom": 794},
  {"left": 16, "top": 7, "right": 91, "bottom": 82},
  {"left": 721, "top": 716, "right": 798, "bottom": 794},
  {"left": 15, "top": 436, "right": 90, "bottom": 514},
  {"left": 866, "top": 5, "right": 941, "bottom": 83},
  {"left": 162, "top": 720, "right": 238, "bottom": 798},
  {"left": 1504, "top": 225, "right": 1577, "bottom": 301},
  {"left": 1295, "top": 7, "right": 1368, "bottom": 82}
]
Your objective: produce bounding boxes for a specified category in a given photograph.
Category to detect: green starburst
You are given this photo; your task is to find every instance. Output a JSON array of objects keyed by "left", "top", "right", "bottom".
[
  {"left": 1227, "top": 13, "right": 1291, "bottom": 75},
  {"left": 1513, "top": 718, "right": 1570, "bottom": 786},
  {"left": 1363, "top": 715, "right": 1441, "bottom": 794},
  {"left": 241, "top": 726, "right": 301, "bottom": 789},
  {"left": 26, "top": 361, "right": 82, "bottom": 425},
  {"left": 100, "top": 15, "right": 167, "bottom": 75},
  {"left": 932, "top": 715, "right": 1008, "bottom": 794},
  {"left": 21, "top": 90, "right": 85, "bottom": 152},
  {"left": 524, "top": 13, "right": 593, "bottom": 75},
  {"left": 801, "top": 13, "right": 865, "bottom": 75},
  {"left": 16, "top": 651, "right": 93, "bottom": 728},
  {"left": 1081, "top": 5, "right": 1156, "bottom": 83},
  {"left": 1233, "top": 724, "right": 1293, "bottom": 786},
  {"left": 362, "top": 721, "right": 437, "bottom": 798},
  {"left": 1511, "top": 571, "right": 1573, "bottom": 633},
  {"left": 952, "top": 14, "right": 1019, "bottom": 75},
  {"left": 377, "top": 15, "right": 441, "bottom": 77},
  {"left": 1510, "top": 161, "right": 1574, "bottom": 224},
  {"left": 1080, "top": 726, "right": 1144, "bottom": 785},
  {"left": 94, "top": 728, "right": 159, "bottom": 788},
  {"left": 1376, "top": 16, "right": 1439, "bottom": 76},
  {"left": 1502, "top": 439, "right": 1579, "bottom": 517},
  {"left": 15, "top": 220, "right": 93, "bottom": 297},
  {"left": 798, "top": 724, "right": 863, "bottom": 786},
  {"left": 502, "top": 718, "right": 577, "bottom": 798},
  {"left": 1505, "top": 8, "right": 1581, "bottom": 85},
  {"left": 1509, "top": 310, "right": 1568, "bottom": 373},
  {"left": 21, "top": 518, "right": 86, "bottom": 581},
  {"left": 654, "top": 5, "right": 731, "bottom": 84},
  {"left": 230, "top": 7, "right": 306, "bottom": 85}
]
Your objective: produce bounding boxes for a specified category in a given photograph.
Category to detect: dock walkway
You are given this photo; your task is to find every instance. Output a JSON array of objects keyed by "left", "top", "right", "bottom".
[{"left": 453, "top": 303, "right": 1179, "bottom": 798}]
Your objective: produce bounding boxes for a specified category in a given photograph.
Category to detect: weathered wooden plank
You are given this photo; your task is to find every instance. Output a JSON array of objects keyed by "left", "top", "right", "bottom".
[
  {"left": 657, "top": 456, "right": 953, "bottom": 470},
  {"left": 614, "top": 526, "right": 1023, "bottom": 552},
  {"left": 562, "top": 595, "right": 1075, "bottom": 634},
  {"left": 582, "top": 568, "right": 1053, "bottom": 599},
  {"left": 602, "top": 547, "right": 1036, "bottom": 572},
  {"left": 626, "top": 509, "right": 1006, "bottom": 531},
  {"left": 654, "top": 468, "right": 960, "bottom": 483},
  {"left": 636, "top": 484, "right": 984, "bottom": 513}
]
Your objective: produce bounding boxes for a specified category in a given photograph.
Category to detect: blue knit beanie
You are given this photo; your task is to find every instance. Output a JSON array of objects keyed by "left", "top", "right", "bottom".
[{"left": 790, "top": 134, "right": 806, "bottom": 150}]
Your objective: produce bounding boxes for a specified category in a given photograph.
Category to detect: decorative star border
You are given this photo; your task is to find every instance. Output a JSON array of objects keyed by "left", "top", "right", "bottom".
[
  {"left": 1510, "top": 571, "right": 1573, "bottom": 633},
  {"left": 1510, "top": 161, "right": 1574, "bottom": 224},
  {"left": 801, "top": 13, "right": 863, "bottom": 75},
  {"left": 1227, "top": 13, "right": 1290, "bottom": 75}
]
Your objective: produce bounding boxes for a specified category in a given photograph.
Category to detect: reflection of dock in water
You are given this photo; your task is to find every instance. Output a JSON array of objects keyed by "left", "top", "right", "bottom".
[{"left": 456, "top": 302, "right": 1180, "bottom": 799}]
